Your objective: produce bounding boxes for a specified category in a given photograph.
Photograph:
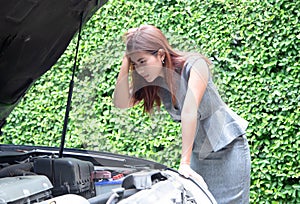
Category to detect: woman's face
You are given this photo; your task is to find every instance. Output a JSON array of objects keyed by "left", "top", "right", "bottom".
[{"left": 129, "top": 51, "right": 164, "bottom": 82}]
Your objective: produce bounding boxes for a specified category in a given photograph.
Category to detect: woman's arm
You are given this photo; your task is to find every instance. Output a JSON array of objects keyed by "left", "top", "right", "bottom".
[
  {"left": 179, "top": 58, "right": 209, "bottom": 181},
  {"left": 113, "top": 55, "right": 134, "bottom": 109}
]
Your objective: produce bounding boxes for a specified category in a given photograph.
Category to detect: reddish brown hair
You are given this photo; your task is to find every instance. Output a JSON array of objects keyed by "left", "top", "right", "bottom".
[{"left": 123, "top": 25, "right": 186, "bottom": 113}]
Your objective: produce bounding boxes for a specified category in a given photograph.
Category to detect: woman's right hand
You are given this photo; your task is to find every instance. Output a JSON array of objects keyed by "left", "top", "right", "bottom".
[
  {"left": 113, "top": 53, "right": 132, "bottom": 109},
  {"left": 120, "top": 53, "right": 130, "bottom": 72}
]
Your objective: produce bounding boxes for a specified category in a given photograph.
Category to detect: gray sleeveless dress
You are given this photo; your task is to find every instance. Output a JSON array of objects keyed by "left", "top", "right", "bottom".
[{"left": 158, "top": 56, "right": 251, "bottom": 204}]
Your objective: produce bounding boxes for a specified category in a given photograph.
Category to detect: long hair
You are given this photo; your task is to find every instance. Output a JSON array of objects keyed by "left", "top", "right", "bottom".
[
  {"left": 123, "top": 25, "right": 185, "bottom": 113},
  {"left": 123, "top": 25, "right": 211, "bottom": 113}
]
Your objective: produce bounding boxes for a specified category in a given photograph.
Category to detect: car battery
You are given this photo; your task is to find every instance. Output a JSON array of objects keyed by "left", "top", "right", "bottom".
[{"left": 33, "top": 157, "right": 95, "bottom": 198}]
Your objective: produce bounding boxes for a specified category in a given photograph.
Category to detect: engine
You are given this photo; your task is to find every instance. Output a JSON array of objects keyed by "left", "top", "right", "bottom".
[{"left": 0, "top": 155, "right": 216, "bottom": 204}]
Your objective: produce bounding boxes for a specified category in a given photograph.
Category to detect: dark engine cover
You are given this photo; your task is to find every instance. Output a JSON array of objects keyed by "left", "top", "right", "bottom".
[{"left": 33, "top": 157, "right": 95, "bottom": 198}]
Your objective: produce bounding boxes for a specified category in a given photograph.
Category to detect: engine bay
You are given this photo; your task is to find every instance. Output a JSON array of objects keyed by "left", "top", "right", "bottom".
[{"left": 0, "top": 146, "right": 216, "bottom": 204}]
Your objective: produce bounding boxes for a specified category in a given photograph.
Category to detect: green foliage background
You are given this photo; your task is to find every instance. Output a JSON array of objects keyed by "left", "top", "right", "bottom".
[{"left": 1, "top": 0, "right": 299, "bottom": 202}]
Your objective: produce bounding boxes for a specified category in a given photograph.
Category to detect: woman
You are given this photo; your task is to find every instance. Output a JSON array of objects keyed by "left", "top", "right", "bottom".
[{"left": 113, "top": 25, "right": 251, "bottom": 204}]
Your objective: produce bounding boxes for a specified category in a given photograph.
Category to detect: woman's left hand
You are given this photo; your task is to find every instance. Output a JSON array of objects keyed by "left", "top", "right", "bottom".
[{"left": 178, "top": 163, "right": 208, "bottom": 189}]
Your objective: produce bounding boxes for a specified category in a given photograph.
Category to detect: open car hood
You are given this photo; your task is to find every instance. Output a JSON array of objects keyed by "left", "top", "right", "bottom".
[{"left": 0, "top": 0, "right": 107, "bottom": 129}]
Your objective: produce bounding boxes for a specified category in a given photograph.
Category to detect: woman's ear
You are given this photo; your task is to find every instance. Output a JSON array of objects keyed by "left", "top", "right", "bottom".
[{"left": 158, "top": 49, "right": 166, "bottom": 61}]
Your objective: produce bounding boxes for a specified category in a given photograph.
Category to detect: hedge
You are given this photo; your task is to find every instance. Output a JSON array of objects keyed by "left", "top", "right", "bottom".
[{"left": 1, "top": 0, "right": 299, "bottom": 203}]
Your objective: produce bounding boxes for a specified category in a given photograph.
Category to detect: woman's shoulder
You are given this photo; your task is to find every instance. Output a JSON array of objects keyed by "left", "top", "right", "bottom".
[
  {"left": 183, "top": 52, "right": 212, "bottom": 67},
  {"left": 180, "top": 52, "right": 212, "bottom": 79}
]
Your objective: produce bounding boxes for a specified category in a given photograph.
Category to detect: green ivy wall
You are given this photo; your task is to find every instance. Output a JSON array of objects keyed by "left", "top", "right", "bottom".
[{"left": 1, "top": 0, "right": 299, "bottom": 203}]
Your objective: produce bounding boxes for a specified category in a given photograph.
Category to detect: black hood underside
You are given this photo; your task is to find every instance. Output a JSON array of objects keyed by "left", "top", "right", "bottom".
[{"left": 0, "top": 0, "right": 107, "bottom": 129}]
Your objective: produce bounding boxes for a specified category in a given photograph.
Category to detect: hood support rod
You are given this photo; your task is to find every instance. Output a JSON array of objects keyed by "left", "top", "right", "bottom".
[{"left": 59, "top": 12, "right": 84, "bottom": 158}]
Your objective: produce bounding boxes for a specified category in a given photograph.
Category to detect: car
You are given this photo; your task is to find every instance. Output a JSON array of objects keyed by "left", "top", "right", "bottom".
[{"left": 0, "top": 1, "right": 216, "bottom": 203}]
